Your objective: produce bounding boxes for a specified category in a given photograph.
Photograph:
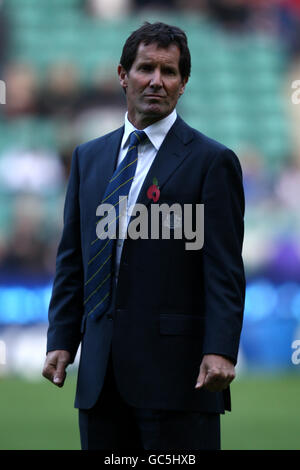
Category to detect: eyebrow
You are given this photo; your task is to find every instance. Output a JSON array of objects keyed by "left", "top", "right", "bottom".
[{"left": 137, "top": 60, "right": 178, "bottom": 69}]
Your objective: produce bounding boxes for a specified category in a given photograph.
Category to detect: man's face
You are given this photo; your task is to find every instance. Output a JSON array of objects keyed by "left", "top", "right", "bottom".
[{"left": 118, "top": 42, "right": 188, "bottom": 129}]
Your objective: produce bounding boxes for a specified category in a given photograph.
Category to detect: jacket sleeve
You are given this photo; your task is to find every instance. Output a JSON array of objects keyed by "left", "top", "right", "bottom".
[
  {"left": 46, "top": 146, "right": 84, "bottom": 363},
  {"left": 201, "top": 148, "right": 245, "bottom": 365}
]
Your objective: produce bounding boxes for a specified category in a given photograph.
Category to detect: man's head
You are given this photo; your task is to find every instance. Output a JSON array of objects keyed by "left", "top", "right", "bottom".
[{"left": 118, "top": 22, "right": 191, "bottom": 129}]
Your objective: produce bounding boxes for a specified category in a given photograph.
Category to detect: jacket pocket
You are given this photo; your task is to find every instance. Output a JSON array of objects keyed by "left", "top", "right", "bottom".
[{"left": 159, "top": 313, "right": 205, "bottom": 337}]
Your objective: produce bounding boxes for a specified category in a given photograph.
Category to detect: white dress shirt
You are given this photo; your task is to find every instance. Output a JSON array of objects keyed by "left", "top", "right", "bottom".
[{"left": 114, "top": 108, "right": 177, "bottom": 282}]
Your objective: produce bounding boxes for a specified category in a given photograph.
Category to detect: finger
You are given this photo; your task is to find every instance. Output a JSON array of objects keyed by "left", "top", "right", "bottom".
[
  {"left": 54, "top": 372, "right": 67, "bottom": 387},
  {"left": 42, "top": 363, "right": 56, "bottom": 382},
  {"left": 203, "top": 369, "right": 224, "bottom": 390},
  {"left": 195, "top": 365, "right": 207, "bottom": 389},
  {"left": 204, "top": 371, "right": 234, "bottom": 392},
  {"left": 216, "top": 370, "right": 235, "bottom": 390},
  {"left": 204, "top": 371, "right": 219, "bottom": 392},
  {"left": 223, "top": 374, "right": 235, "bottom": 389},
  {"left": 53, "top": 359, "right": 68, "bottom": 386}
]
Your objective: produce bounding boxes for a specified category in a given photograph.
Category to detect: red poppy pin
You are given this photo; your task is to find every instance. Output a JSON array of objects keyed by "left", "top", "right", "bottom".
[{"left": 147, "top": 177, "right": 160, "bottom": 202}]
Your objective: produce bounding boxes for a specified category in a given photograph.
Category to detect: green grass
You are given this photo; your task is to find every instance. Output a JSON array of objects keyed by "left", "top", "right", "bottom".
[
  {"left": 0, "top": 373, "right": 80, "bottom": 450},
  {"left": 221, "top": 373, "right": 300, "bottom": 450},
  {"left": 0, "top": 373, "right": 299, "bottom": 450}
]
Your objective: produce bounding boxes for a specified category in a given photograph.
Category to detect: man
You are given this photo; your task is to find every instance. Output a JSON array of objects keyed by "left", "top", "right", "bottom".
[{"left": 43, "top": 22, "right": 245, "bottom": 450}]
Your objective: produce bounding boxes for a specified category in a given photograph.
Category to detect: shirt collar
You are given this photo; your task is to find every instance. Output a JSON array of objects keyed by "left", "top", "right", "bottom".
[{"left": 121, "top": 109, "right": 177, "bottom": 151}]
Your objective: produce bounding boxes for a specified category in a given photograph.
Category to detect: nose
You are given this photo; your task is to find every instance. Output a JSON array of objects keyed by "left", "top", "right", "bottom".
[{"left": 149, "top": 68, "right": 163, "bottom": 89}]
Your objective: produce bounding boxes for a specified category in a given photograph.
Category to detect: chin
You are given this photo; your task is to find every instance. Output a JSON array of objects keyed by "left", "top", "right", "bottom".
[{"left": 144, "top": 104, "right": 169, "bottom": 117}]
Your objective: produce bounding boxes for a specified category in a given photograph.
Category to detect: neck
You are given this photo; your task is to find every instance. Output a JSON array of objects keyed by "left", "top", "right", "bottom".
[{"left": 127, "top": 111, "right": 171, "bottom": 130}]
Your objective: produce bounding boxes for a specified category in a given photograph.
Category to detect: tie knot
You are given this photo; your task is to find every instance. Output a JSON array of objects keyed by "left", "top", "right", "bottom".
[{"left": 129, "top": 130, "right": 147, "bottom": 148}]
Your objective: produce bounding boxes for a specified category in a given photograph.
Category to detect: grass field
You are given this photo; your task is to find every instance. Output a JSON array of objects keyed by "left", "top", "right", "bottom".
[{"left": 0, "top": 373, "right": 299, "bottom": 450}]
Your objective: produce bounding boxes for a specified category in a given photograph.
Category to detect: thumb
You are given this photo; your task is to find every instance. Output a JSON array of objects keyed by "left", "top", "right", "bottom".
[
  {"left": 195, "top": 362, "right": 207, "bottom": 389},
  {"left": 53, "top": 359, "right": 67, "bottom": 386}
]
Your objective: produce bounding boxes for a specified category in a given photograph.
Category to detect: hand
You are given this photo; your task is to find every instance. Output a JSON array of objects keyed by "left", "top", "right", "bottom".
[
  {"left": 195, "top": 354, "right": 235, "bottom": 392},
  {"left": 42, "top": 350, "right": 71, "bottom": 387}
]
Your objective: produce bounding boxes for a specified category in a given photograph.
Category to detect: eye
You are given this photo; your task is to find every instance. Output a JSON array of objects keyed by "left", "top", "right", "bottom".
[
  {"left": 164, "top": 68, "right": 176, "bottom": 75},
  {"left": 139, "top": 64, "right": 152, "bottom": 72}
]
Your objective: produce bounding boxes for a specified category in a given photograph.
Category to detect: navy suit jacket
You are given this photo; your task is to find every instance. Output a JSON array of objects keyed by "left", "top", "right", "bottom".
[{"left": 47, "top": 115, "right": 245, "bottom": 412}]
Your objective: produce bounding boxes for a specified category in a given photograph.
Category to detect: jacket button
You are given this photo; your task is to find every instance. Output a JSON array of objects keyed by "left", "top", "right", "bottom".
[{"left": 107, "top": 313, "right": 113, "bottom": 320}]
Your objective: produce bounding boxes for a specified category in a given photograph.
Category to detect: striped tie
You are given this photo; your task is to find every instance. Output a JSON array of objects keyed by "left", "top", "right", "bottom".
[{"left": 84, "top": 130, "right": 147, "bottom": 321}]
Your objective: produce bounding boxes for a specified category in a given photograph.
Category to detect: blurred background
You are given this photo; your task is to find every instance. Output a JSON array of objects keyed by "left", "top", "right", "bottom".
[{"left": 0, "top": 0, "right": 300, "bottom": 450}]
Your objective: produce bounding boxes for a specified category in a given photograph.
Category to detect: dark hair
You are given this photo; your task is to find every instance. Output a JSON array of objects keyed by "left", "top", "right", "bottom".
[{"left": 120, "top": 22, "right": 191, "bottom": 80}]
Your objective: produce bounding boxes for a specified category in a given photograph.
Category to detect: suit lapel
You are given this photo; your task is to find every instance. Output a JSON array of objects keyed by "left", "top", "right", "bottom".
[
  {"left": 134, "top": 115, "right": 194, "bottom": 209},
  {"left": 94, "top": 117, "right": 194, "bottom": 232},
  {"left": 95, "top": 126, "right": 124, "bottom": 202}
]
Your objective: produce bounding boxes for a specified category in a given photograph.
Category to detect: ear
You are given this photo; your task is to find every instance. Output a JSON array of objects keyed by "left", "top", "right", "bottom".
[
  {"left": 179, "top": 76, "right": 188, "bottom": 96},
  {"left": 118, "top": 64, "right": 128, "bottom": 91}
]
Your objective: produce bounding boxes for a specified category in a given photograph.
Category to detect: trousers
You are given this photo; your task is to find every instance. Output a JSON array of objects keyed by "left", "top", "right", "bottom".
[{"left": 78, "top": 347, "right": 221, "bottom": 450}]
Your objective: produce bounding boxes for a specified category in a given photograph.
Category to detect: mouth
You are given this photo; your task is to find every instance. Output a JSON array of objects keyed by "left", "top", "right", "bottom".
[{"left": 144, "top": 94, "right": 165, "bottom": 99}]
